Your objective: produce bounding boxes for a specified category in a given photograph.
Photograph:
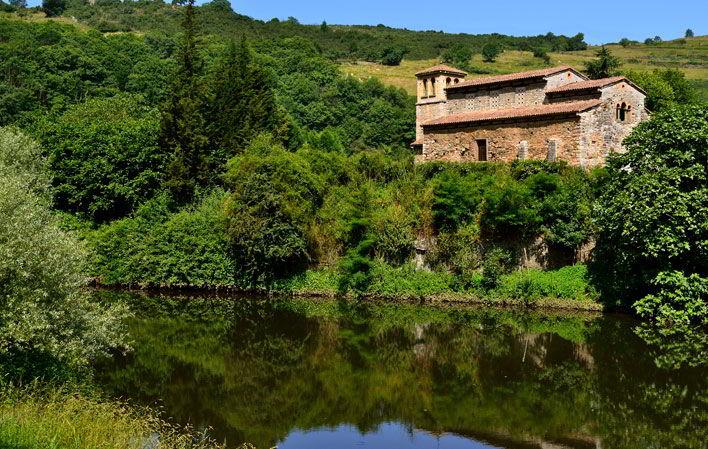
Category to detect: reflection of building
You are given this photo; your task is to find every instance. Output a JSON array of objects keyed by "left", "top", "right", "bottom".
[{"left": 412, "top": 65, "right": 647, "bottom": 167}]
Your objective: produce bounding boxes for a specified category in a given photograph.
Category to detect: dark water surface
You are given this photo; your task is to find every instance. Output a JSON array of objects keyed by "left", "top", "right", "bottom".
[{"left": 95, "top": 292, "right": 707, "bottom": 449}]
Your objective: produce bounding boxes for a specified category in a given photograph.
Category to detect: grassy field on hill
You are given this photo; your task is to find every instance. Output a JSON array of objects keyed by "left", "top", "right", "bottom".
[{"left": 341, "top": 37, "right": 708, "bottom": 100}]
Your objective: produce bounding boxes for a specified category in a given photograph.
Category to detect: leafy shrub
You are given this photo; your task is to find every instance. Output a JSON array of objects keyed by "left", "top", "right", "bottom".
[
  {"left": 0, "top": 128, "right": 126, "bottom": 375},
  {"left": 380, "top": 46, "right": 406, "bottom": 66},
  {"left": 367, "top": 262, "right": 454, "bottom": 297},
  {"left": 224, "top": 135, "right": 322, "bottom": 286},
  {"left": 88, "top": 191, "right": 235, "bottom": 288},
  {"left": 634, "top": 271, "right": 707, "bottom": 329},
  {"left": 481, "top": 43, "right": 502, "bottom": 62},
  {"left": 35, "top": 94, "right": 165, "bottom": 222},
  {"left": 495, "top": 265, "right": 597, "bottom": 302},
  {"left": 592, "top": 104, "right": 707, "bottom": 308},
  {"left": 429, "top": 223, "right": 482, "bottom": 290},
  {"left": 481, "top": 247, "right": 515, "bottom": 290}
]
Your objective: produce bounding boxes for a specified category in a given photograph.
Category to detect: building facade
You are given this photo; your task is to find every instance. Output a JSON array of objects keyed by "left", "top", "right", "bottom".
[{"left": 412, "top": 65, "right": 647, "bottom": 167}]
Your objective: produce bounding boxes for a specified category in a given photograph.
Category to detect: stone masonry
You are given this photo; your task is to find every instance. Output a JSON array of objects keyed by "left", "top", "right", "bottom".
[{"left": 412, "top": 65, "right": 648, "bottom": 167}]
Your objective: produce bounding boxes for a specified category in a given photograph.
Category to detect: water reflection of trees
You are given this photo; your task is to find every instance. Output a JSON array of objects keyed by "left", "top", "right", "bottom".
[{"left": 96, "top": 293, "right": 708, "bottom": 449}]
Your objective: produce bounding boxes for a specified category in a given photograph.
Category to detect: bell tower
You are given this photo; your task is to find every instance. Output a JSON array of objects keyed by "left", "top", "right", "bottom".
[{"left": 412, "top": 65, "right": 466, "bottom": 151}]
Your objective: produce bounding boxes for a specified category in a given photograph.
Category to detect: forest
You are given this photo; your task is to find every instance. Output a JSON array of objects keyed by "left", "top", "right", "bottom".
[{"left": 0, "top": 1, "right": 706, "bottom": 448}]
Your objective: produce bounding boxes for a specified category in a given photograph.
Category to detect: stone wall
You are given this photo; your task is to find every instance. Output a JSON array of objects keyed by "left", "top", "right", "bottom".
[
  {"left": 444, "top": 69, "right": 586, "bottom": 114},
  {"left": 578, "top": 81, "right": 647, "bottom": 167},
  {"left": 419, "top": 117, "right": 582, "bottom": 164},
  {"left": 544, "top": 70, "right": 586, "bottom": 90},
  {"left": 446, "top": 81, "right": 548, "bottom": 114}
]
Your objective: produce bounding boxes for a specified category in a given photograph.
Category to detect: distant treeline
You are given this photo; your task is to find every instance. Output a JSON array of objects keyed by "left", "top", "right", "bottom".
[{"left": 56, "top": 0, "right": 587, "bottom": 61}]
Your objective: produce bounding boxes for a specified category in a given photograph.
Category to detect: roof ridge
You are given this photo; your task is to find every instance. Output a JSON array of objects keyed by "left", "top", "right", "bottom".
[
  {"left": 546, "top": 76, "right": 641, "bottom": 94},
  {"left": 415, "top": 64, "right": 468, "bottom": 77},
  {"left": 446, "top": 66, "right": 577, "bottom": 90}
]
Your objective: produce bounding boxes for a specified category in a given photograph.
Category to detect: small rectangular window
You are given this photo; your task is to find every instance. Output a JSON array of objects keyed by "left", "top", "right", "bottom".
[
  {"left": 518, "top": 141, "right": 528, "bottom": 160},
  {"left": 547, "top": 139, "right": 557, "bottom": 162},
  {"left": 476, "top": 139, "right": 488, "bottom": 161}
]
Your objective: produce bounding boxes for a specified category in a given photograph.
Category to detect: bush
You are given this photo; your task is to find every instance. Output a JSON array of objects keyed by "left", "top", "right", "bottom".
[
  {"left": 0, "top": 128, "right": 126, "bottom": 376},
  {"left": 592, "top": 104, "right": 707, "bottom": 309},
  {"left": 224, "top": 135, "right": 322, "bottom": 286},
  {"left": 481, "top": 43, "right": 502, "bottom": 63},
  {"left": 35, "top": 94, "right": 165, "bottom": 222},
  {"left": 495, "top": 265, "right": 597, "bottom": 302},
  {"left": 367, "top": 262, "right": 454, "bottom": 297},
  {"left": 88, "top": 191, "right": 235, "bottom": 288},
  {"left": 380, "top": 46, "right": 406, "bottom": 66},
  {"left": 481, "top": 247, "right": 515, "bottom": 290},
  {"left": 634, "top": 271, "right": 707, "bottom": 329}
]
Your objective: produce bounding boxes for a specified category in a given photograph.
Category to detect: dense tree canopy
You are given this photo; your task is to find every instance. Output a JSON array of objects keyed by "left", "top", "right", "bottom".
[{"left": 592, "top": 105, "right": 707, "bottom": 314}]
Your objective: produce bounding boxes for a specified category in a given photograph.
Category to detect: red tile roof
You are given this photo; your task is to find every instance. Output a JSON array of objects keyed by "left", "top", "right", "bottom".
[
  {"left": 446, "top": 66, "right": 581, "bottom": 90},
  {"left": 415, "top": 64, "right": 467, "bottom": 77},
  {"left": 422, "top": 100, "right": 601, "bottom": 127},
  {"left": 546, "top": 76, "right": 646, "bottom": 95}
]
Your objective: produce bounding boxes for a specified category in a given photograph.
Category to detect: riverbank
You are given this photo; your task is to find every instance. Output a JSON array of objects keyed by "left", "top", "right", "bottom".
[
  {"left": 0, "top": 384, "right": 227, "bottom": 449},
  {"left": 92, "top": 264, "right": 605, "bottom": 313}
]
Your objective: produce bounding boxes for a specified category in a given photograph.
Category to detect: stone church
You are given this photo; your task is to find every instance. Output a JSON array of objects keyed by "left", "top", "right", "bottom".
[{"left": 411, "top": 65, "right": 648, "bottom": 167}]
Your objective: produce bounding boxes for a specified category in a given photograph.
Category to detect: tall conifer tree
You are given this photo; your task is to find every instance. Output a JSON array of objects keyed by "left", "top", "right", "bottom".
[
  {"left": 160, "top": 0, "right": 210, "bottom": 204},
  {"left": 208, "top": 37, "right": 280, "bottom": 160}
]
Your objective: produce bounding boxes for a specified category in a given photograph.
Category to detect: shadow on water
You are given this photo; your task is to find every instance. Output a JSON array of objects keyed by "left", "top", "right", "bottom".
[{"left": 93, "top": 292, "right": 708, "bottom": 449}]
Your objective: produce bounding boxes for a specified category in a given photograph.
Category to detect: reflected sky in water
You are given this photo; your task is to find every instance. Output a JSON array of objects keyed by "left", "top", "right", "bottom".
[{"left": 280, "top": 423, "right": 498, "bottom": 449}]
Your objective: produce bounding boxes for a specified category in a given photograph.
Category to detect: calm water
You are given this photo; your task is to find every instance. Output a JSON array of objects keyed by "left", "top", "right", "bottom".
[{"left": 95, "top": 292, "right": 708, "bottom": 449}]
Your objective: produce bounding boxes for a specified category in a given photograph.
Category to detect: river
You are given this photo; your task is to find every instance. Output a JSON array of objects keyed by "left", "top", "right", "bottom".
[{"left": 94, "top": 291, "right": 707, "bottom": 449}]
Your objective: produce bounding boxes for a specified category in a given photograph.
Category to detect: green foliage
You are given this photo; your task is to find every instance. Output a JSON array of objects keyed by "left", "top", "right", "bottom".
[
  {"left": 0, "top": 384, "right": 225, "bottom": 449},
  {"left": 34, "top": 94, "right": 165, "bottom": 222},
  {"left": 367, "top": 262, "right": 454, "bottom": 297},
  {"left": 0, "top": 127, "right": 126, "bottom": 376},
  {"left": 380, "top": 46, "right": 407, "bottom": 66},
  {"left": 481, "top": 43, "right": 502, "bottom": 63},
  {"left": 625, "top": 68, "right": 698, "bottom": 111},
  {"left": 532, "top": 47, "right": 551, "bottom": 64},
  {"left": 685, "top": 29, "right": 694, "bottom": 38},
  {"left": 42, "top": 0, "right": 65, "bottom": 17},
  {"left": 634, "top": 271, "right": 707, "bottom": 329},
  {"left": 224, "top": 135, "right": 322, "bottom": 287},
  {"left": 480, "top": 247, "right": 515, "bottom": 290},
  {"left": 495, "top": 265, "right": 597, "bottom": 302},
  {"left": 207, "top": 38, "right": 281, "bottom": 160},
  {"left": 442, "top": 43, "right": 473, "bottom": 70},
  {"left": 584, "top": 46, "right": 621, "bottom": 79},
  {"left": 160, "top": 0, "right": 211, "bottom": 204},
  {"left": 429, "top": 223, "right": 482, "bottom": 290},
  {"left": 61, "top": 1, "right": 588, "bottom": 62},
  {"left": 87, "top": 191, "right": 235, "bottom": 288},
  {"left": 592, "top": 104, "right": 707, "bottom": 309}
]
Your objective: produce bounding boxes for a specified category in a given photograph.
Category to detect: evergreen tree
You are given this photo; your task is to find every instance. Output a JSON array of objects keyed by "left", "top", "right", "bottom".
[
  {"left": 685, "top": 29, "right": 694, "bottom": 38},
  {"left": 9, "top": 0, "right": 27, "bottom": 8},
  {"left": 207, "top": 37, "right": 279, "bottom": 160},
  {"left": 159, "top": 0, "right": 210, "bottom": 204},
  {"left": 584, "top": 46, "right": 621, "bottom": 79}
]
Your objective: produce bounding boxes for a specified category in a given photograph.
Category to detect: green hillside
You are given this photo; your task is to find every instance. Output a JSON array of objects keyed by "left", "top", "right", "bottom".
[
  {"left": 56, "top": 0, "right": 588, "bottom": 60},
  {"left": 342, "top": 38, "right": 708, "bottom": 100}
]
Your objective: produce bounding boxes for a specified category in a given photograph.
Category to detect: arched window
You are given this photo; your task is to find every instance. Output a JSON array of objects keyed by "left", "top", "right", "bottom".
[
  {"left": 618, "top": 102, "right": 627, "bottom": 121},
  {"left": 430, "top": 78, "right": 436, "bottom": 97},
  {"left": 423, "top": 79, "right": 429, "bottom": 97},
  {"left": 454, "top": 78, "right": 460, "bottom": 84},
  {"left": 446, "top": 77, "right": 452, "bottom": 86}
]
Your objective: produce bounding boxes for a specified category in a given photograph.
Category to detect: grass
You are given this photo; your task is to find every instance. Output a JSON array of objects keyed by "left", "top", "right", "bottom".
[
  {"left": 0, "top": 384, "right": 227, "bottom": 449},
  {"left": 340, "top": 37, "right": 708, "bottom": 97}
]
